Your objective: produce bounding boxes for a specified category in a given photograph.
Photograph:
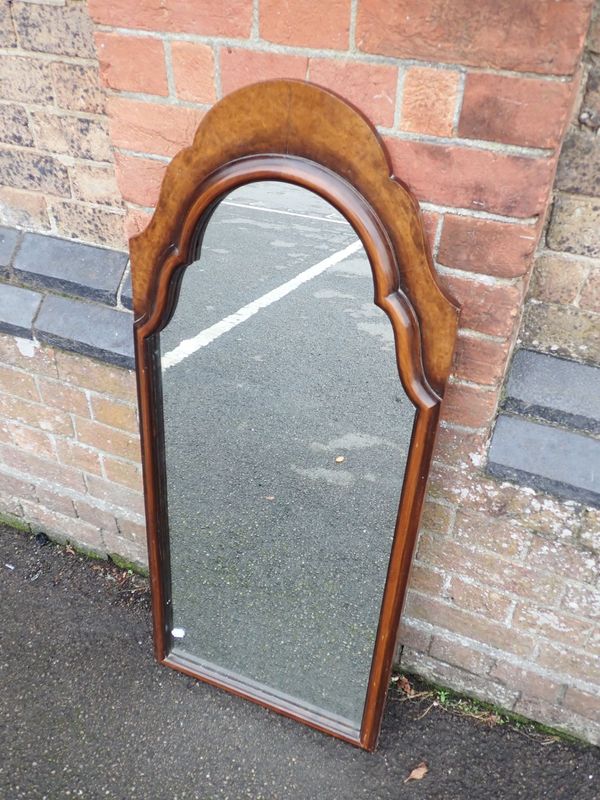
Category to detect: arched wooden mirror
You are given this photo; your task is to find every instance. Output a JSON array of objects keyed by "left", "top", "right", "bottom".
[{"left": 130, "top": 80, "right": 459, "bottom": 751}]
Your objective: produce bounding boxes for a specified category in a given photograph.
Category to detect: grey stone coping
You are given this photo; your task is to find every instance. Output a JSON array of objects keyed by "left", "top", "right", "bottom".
[
  {"left": 13, "top": 231, "right": 128, "bottom": 305},
  {"left": 505, "top": 349, "right": 600, "bottom": 435},
  {"left": 0, "top": 225, "right": 132, "bottom": 368},
  {"left": 34, "top": 294, "right": 134, "bottom": 370},
  {"left": 0, "top": 283, "right": 43, "bottom": 339},
  {"left": 120, "top": 269, "right": 133, "bottom": 310},
  {"left": 0, "top": 227, "right": 20, "bottom": 275},
  {"left": 488, "top": 414, "right": 600, "bottom": 507}
]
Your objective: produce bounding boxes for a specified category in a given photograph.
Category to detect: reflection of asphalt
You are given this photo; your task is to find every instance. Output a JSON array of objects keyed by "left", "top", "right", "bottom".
[{"left": 160, "top": 184, "right": 415, "bottom": 728}]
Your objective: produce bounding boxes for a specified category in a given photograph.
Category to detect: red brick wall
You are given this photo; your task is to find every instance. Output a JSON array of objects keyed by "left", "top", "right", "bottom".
[{"left": 1, "top": 0, "right": 598, "bottom": 743}]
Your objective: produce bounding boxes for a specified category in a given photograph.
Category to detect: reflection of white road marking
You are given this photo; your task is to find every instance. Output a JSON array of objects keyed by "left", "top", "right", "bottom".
[
  {"left": 161, "top": 239, "right": 362, "bottom": 371},
  {"left": 222, "top": 200, "right": 348, "bottom": 225}
]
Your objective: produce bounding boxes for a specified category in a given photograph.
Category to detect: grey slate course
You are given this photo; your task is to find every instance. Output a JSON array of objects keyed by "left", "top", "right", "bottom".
[
  {"left": 120, "top": 267, "right": 133, "bottom": 310},
  {"left": 0, "top": 226, "right": 19, "bottom": 275},
  {"left": 505, "top": 349, "right": 600, "bottom": 435},
  {"left": 14, "top": 231, "right": 128, "bottom": 305},
  {"left": 34, "top": 294, "right": 134, "bottom": 369},
  {"left": 0, "top": 282, "right": 43, "bottom": 339},
  {"left": 488, "top": 414, "right": 600, "bottom": 507}
]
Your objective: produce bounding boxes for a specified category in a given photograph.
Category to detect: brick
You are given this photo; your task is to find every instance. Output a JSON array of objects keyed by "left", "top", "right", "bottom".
[
  {"left": 448, "top": 577, "right": 514, "bottom": 622},
  {"left": 580, "top": 269, "right": 600, "bottom": 313},
  {"left": 48, "top": 201, "right": 126, "bottom": 250},
  {"left": 74, "top": 498, "right": 119, "bottom": 534},
  {"left": 124, "top": 208, "right": 153, "bottom": 241},
  {"left": 0, "top": 443, "right": 86, "bottom": 493},
  {"left": 171, "top": 41, "right": 215, "bottom": 104},
  {"left": 459, "top": 73, "right": 576, "bottom": 148},
  {"left": 7, "top": 421, "right": 54, "bottom": 460},
  {"left": 0, "top": 335, "right": 57, "bottom": 378},
  {"left": 513, "top": 603, "right": 594, "bottom": 646},
  {"left": 69, "top": 164, "right": 121, "bottom": 207},
  {"left": 0, "top": 104, "right": 34, "bottom": 148},
  {"left": 548, "top": 194, "right": 600, "bottom": 259},
  {"left": 564, "top": 688, "right": 600, "bottom": 723},
  {"left": 429, "top": 634, "right": 495, "bottom": 674},
  {"left": 55, "top": 350, "right": 135, "bottom": 401},
  {"left": 0, "top": 187, "right": 50, "bottom": 231},
  {"left": 221, "top": 48, "right": 306, "bottom": 97},
  {"left": 75, "top": 417, "right": 140, "bottom": 461},
  {"left": 514, "top": 696, "right": 600, "bottom": 745},
  {"left": 536, "top": 642, "right": 600, "bottom": 684},
  {"left": 0, "top": 470, "right": 36, "bottom": 502},
  {"left": 528, "top": 253, "right": 588, "bottom": 304},
  {"left": 21, "top": 499, "right": 104, "bottom": 554},
  {"left": 107, "top": 97, "right": 204, "bottom": 158},
  {"left": 51, "top": 62, "right": 105, "bottom": 114},
  {"left": 103, "top": 456, "right": 143, "bottom": 491},
  {"left": 35, "top": 486, "right": 76, "bottom": 519},
  {"left": 95, "top": 32, "right": 168, "bottom": 97},
  {"left": 30, "top": 112, "right": 112, "bottom": 162},
  {"left": 309, "top": 59, "right": 397, "bottom": 127},
  {"left": 102, "top": 528, "right": 148, "bottom": 567},
  {"left": 453, "top": 334, "right": 510, "bottom": 386},
  {"left": 0, "top": 55, "right": 53, "bottom": 104},
  {"left": 356, "top": 0, "right": 591, "bottom": 75},
  {"left": 261, "top": 0, "right": 350, "bottom": 49},
  {"left": 400, "top": 67, "right": 459, "bottom": 137},
  {"left": 38, "top": 377, "right": 89, "bottom": 417},
  {"left": 431, "top": 424, "right": 488, "bottom": 468},
  {"left": 438, "top": 216, "right": 539, "bottom": 280},
  {"left": 521, "top": 302, "right": 600, "bottom": 365},
  {"left": 590, "top": 8, "right": 600, "bottom": 54},
  {"left": 419, "top": 499, "right": 453, "bottom": 535},
  {"left": 529, "top": 535, "right": 598, "bottom": 583},
  {"left": 0, "top": 284, "right": 43, "bottom": 339},
  {"left": 489, "top": 662, "right": 563, "bottom": 703},
  {"left": 397, "top": 619, "right": 431, "bottom": 654},
  {"left": 12, "top": 0, "right": 94, "bottom": 57},
  {"left": 417, "top": 533, "right": 565, "bottom": 604},
  {"left": 15, "top": 232, "right": 127, "bottom": 306},
  {"left": 440, "top": 382, "right": 498, "bottom": 428},
  {"left": 386, "top": 139, "right": 555, "bottom": 218},
  {"left": 453, "top": 510, "right": 529, "bottom": 559},
  {"left": 0, "top": 392, "right": 72, "bottom": 435},
  {"left": 114, "top": 153, "right": 167, "bottom": 208},
  {"left": 91, "top": 395, "right": 137, "bottom": 432},
  {"left": 405, "top": 591, "right": 536, "bottom": 657},
  {"left": 0, "top": 364, "right": 39, "bottom": 402},
  {"left": 556, "top": 129, "right": 600, "bottom": 197},
  {"left": 55, "top": 438, "right": 102, "bottom": 475},
  {"left": 85, "top": 474, "right": 145, "bottom": 516},
  {"left": 89, "top": 0, "right": 252, "bottom": 38},
  {"left": 407, "top": 563, "right": 445, "bottom": 596},
  {"left": 443, "top": 275, "right": 522, "bottom": 337},
  {"left": 0, "top": 148, "right": 69, "bottom": 198},
  {"left": 421, "top": 211, "right": 440, "bottom": 253},
  {"left": 0, "top": 2, "right": 16, "bottom": 47},
  {"left": 115, "top": 516, "right": 146, "bottom": 543}
]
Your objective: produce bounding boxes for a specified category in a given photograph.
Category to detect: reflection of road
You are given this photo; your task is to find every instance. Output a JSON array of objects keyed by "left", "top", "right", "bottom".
[{"left": 160, "top": 183, "right": 415, "bottom": 729}]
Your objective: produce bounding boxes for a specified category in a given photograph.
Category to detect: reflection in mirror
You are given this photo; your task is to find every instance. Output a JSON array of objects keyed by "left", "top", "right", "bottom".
[{"left": 159, "top": 182, "right": 416, "bottom": 734}]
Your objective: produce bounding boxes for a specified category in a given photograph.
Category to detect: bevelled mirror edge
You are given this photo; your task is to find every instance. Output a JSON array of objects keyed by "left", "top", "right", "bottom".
[{"left": 130, "top": 80, "right": 460, "bottom": 752}]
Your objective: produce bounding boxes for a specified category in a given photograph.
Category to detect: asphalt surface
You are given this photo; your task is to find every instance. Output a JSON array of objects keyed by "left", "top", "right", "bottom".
[
  {"left": 1, "top": 525, "right": 598, "bottom": 800},
  {"left": 159, "top": 183, "right": 416, "bottom": 729}
]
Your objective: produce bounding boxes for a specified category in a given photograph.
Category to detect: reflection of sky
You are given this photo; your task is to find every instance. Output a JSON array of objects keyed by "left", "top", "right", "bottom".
[{"left": 160, "top": 183, "right": 415, "bottom": 730}]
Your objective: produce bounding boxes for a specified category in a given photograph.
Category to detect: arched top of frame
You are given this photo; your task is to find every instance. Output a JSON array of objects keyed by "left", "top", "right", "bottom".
[{"left": 130, "top": 79, "right": 460, "bottom": 395}]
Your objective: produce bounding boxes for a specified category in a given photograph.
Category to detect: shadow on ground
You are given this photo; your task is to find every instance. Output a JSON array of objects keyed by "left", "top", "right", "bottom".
[{"left": 1, "top": 525, "right": 597, "bottom": 800}]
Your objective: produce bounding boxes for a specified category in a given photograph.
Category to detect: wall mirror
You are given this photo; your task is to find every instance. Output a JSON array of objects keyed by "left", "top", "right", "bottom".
[{"left": 130, "top": 80, "right": 459, "bottom": 750}]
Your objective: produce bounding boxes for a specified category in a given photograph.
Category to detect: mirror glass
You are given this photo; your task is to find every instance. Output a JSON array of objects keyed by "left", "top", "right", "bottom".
[{"left": 158, "top": 182, "right": 416, "bottom": 734}]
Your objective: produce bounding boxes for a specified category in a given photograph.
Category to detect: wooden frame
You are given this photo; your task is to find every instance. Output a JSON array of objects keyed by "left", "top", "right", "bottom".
[{"left": 130, "top": 80, "right": 459, "bottom": 751}]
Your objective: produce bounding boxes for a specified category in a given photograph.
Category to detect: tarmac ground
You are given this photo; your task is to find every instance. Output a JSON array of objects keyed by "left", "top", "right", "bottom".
[{"left": 1, "top": 525, "right": 598, "bottom": 800}]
